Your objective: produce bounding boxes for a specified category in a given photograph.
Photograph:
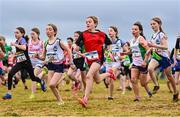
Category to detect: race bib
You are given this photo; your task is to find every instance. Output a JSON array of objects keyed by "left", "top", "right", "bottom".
[
  {"left": 46, "top": 52, "right": 59, "bottom": 62},
  {"left": 73, "top": 51, "right": 81, "bottom": 59},
  {"left": 111, "top": 44, "right": 121, "bottom": 61},
  {"left": 85, "top": 51, "right": 99, "bottom": 61},
  {"left": 29, "top": 52, "right": 37, "bottom": 58},
  {"left": 111, "top": 44, "right": 121, "bottom": 53},
  {"left": 16, "top": 53, "right": 27, "bottom": 63},
  {"left": 132, "top": 52, "right": 141, "bottom": 57}
]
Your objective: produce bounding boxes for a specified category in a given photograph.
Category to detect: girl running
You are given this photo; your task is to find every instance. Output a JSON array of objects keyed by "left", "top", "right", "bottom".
[
  {"left": 2, "top": 27, "right": 46, "bottom": 100},
  {"left": 28, "top": 27, "right": 48, "bottom": 99},
  {"left": 105, "top": 26, "right": 126, "bottom": 99},
  {"left": 0, "top": 45, "right": 6, "bottom": 86},
  {"left": 42, "top": 24, "right": 73, "bottom": 105},
  {"left": 67, "top": 31, "right": 86, "bottom": 95},
  {"left": 147, "top": 17, "right": 178, "bottom": 101},
  {"left": 76, "top": 16, "right": 114, "bottom": 108},
  {"left": 129, "top": 22, "right": 152, "bottom": 101},
  {"left": 119, "top": 42, "right": 132, "bottom": 94},
  {"left": 172, "top": 34, "right": 180, "bottom": 99}
]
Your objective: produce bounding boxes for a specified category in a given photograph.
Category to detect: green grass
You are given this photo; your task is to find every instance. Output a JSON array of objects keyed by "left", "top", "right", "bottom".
[{"left": 0, "top": 79, "right": 179, "bottom": 116}]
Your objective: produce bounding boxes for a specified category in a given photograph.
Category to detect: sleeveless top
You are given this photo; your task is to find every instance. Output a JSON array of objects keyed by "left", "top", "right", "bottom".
[
  {"left": 46, "top": 38, "right": 64, "bottom": 64},
  {"left": 28, "top": 39, "right": 44, "bottom": 67},
  {"left": 130, "top": 36, "right": 146, "bottom": 66}
]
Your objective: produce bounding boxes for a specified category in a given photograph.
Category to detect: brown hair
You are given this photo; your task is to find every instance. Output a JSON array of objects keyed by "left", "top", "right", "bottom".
[
  {"left": 32, "top": 27, "right": 40, "bottom": 36},
  {"left": 74, "top": 31, "right": 82, "bottom": 36},
  {"left": 31, "top": 27, "right": 40, "bottom": 40},
  {"left": 109, "top": 26, "right": 119, "bottom": 38},
  {"left": 133, "top": 21, "right": 146, "bottom": 39},
  {"left": 0, "top": 45, "right": 5, "bottom": 53},
  {"left": 0, "top": 36, "right": 6, "bottom": 52},
  {"left": 0, "top": 35, "right": 6, "bottom": 41},
  {"left": 152, "top": 17, "right": 164, "bottom": 33},
  {"left": 87, "top": 16, "right": 98, "bottom": 28},
  {"left": 47, "top": 24, "right": 58, "bottom": 36},
  {"left": 67, "top": 37, "right": 73, "bottom": 43},
  {"left": 16, "top": 27, "right": 29, "bottom": 42},
  {"left": 16, "top": 27, "right": 25, "bottom": 36}
]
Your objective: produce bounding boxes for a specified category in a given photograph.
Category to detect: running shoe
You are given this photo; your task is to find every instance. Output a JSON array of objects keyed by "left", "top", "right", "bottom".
[
  {"left": 108, "top": 96, "right": 114, "bottom": 100},
  {"left": 57, "top": 101, "right": 64, "bottom": 105},
  {"left": 78, "top": 96, "right": 88, "bottom": 108},
  {"left": 173, "top": 93, "right": 179, "bottom": 102},
  {"left": 72, "top": 81, "right": 80, "bottom": 96},
  {"left": 2, "top": 93, "right": 12, "bottom": 100},
  {"left": 40, "top": 80, "right": 47, "bottom": 92},
  {"left": 108, "top": 69, "right": 116, "bottom": 80},
  {"left": 152, "top": 86, "right": 160, "bottom": 94}
]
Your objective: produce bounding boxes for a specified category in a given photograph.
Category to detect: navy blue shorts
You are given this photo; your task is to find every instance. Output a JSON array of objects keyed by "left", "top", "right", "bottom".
[
  {"left": 173, "top": 59, "right": 180, "bottom": 71},
  {"left": 48, "top": 63, "right": 64, "bottom": 73},
  {"left": 131, "top": 64, "right": 147, "bottom": 74},
  {"left": 153, "top": 56, "right": 171, "bottom": 71}
]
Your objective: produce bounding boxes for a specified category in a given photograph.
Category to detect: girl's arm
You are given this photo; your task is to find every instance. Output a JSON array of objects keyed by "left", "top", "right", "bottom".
[
  {"left": 139, "top": 37, "right": 151, "bottom": 67},
  {"left": 38, "top": 42, "right": 46, "bottom": 61},
  {"left": 0, "top": 47, "right": 5, "bottom": 59},
  {"left": 11, "top": 42, "right": 26, "bottom": 51},
  {"left": 148, "top": 36, "right": 168, "bottom": 50},
  {"left": 60, "top": 41, "right": 73, "bottom": 64}
]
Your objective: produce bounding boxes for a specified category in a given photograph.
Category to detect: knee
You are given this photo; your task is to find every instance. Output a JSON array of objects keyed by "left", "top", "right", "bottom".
[
  {"left": 178, "top": 79, "right": 180, "bottom": 84},
  {"left": 167, "top": 76, "right": 173, "bottom": 81},
  {"left": 148, "top": 67, "right": 154, "bottom": 73},
  {"left": 49, "top": 83, "right": 56, "bottom": 89},
  {"left": 140, "top": 82, "right": 146, "bottom": 87},
  {"left": 67, "top": 72, "right": 73, "bottom": 79},
  {"left": 165, "top": 71, "right": 172, "bottom": 79},
  {"left": 86, "top": 74, "right": 93, "bottom": 80},
  {"left": 131, "top": 78, "right": 137, "bottom": 84},
  {"left": 109, "top": 79, "right": 114, "bottom": 86}
]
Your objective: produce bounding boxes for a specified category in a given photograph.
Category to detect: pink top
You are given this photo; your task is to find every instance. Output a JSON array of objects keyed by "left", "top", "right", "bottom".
[{"left": 0, "top": 61, "right": 3, "bottom": 68}]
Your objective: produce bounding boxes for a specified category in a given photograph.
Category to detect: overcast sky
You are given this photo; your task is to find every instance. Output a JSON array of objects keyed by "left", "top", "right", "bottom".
[{"left": 0, "top": 0, "right": 180, "bottom": 50}]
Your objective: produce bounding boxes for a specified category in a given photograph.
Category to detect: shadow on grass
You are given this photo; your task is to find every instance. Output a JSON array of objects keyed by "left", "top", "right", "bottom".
[{"left": 23, "top": 99, "right": 55, "bottom": 103}]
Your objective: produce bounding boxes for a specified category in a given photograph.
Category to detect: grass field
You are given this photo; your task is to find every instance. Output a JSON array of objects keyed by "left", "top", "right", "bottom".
[{"left": 0, "top": 79, "right": 179, "bottom": 116}]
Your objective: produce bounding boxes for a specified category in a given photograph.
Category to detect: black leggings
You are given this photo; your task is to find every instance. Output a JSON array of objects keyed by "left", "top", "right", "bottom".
[
  {"left": 20, "top": 69, "right": 28, "bottom": 83},
  {"left": 8, "top": 60, "right": 41, "bottom": 90}
]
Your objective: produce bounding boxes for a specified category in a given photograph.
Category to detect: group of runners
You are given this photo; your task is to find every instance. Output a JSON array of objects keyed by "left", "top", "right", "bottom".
[{"left": 0, "top": 16, "right": 179, "bottom": 108}]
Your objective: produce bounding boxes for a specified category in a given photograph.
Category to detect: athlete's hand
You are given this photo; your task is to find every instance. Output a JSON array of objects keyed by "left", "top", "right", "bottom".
[
  {"left": 70, "top": 64, "right": 76, "bottom": 70},
  {"left": 42, "top": 60, "right": 48, "bottom": 65},
  {"left": 34, "top": 53, "right": 39, "bottom": 58},
  {"left": 141, "top": 61, "right": 147, "bottom": 68},
  {"left": 11, "top": 42, "right": 16, "bottom": 46},
  {"left": 173, "top": 60, "right": 178, "bottom": 67},
  {"left": 147, "top": 42, "right": 154, "bottom": 47}
]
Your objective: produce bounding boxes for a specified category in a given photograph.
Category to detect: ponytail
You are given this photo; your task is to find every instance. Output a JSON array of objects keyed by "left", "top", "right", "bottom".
[{"left": 24, "top": 35, "right": 29, "bottom": 42}]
